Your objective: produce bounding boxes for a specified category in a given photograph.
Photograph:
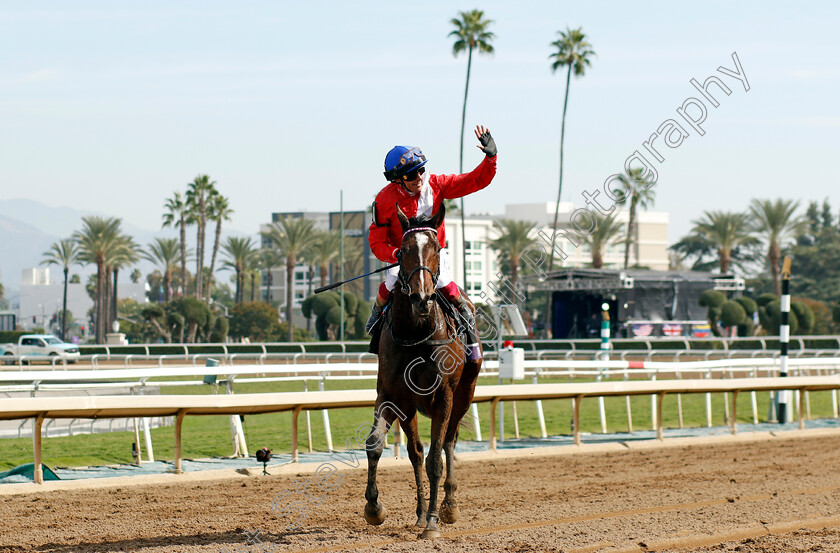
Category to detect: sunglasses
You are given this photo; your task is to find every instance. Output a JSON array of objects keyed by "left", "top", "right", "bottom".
[{"left": 402, "top": 167, "right": 425, "bottom": 182}]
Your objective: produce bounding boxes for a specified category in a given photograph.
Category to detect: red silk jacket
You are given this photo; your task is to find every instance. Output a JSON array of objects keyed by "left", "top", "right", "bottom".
[{"left": 368, "top": 155, "right": 497, "bottom": 263}]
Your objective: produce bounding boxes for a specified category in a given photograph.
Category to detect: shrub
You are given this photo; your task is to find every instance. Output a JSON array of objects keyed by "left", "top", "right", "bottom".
[
  {"left": 734, "top": 296, "right": 757, "bottom": 316},
  {"left": 699, "top": 289, "right": 726, "bottom": 308},
  {"left": 720, "top": 300, "right": 747, "bottom": 327}
]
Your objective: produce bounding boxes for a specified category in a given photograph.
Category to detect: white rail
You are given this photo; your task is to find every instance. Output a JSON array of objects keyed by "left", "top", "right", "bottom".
[{"left": 3, "top": 375, "right": 840, "bottom": 484}]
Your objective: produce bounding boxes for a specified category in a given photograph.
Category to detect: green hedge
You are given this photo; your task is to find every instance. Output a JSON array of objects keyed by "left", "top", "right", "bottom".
[{"left": 0, "top": 331, "right": 27, "bottom": 344}]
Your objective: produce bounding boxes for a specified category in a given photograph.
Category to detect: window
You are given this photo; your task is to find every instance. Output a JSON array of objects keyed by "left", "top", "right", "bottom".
[
  {"left": 294, "top": 269, "right": 307, "bottom": 283},
  {"left": 465, "top": 240, "right": 483, "bottom": 255}
]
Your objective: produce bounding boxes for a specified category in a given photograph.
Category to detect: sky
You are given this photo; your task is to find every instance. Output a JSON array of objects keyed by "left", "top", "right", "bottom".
[{"left": 2, "top": 1, "right": 839, "bottom": 244}]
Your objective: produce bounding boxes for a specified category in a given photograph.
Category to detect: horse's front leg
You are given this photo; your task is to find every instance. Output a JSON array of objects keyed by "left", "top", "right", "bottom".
[
  {"left": 399, "top": 412, "right": 427, "bottom": 526},
  {"left": 441, "top": 361, "right": 479, "bottom": 524},
  {"left": 420, "top": 401, "right": 451, "bottom": 539},
  {"left": 364, "top": 400, "right": 398, "bottom": 525}
]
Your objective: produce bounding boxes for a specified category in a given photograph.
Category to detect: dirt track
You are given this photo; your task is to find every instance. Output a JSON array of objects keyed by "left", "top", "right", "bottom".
[{"left": 3, "top": 432, "right": 840, "bottom": 553}]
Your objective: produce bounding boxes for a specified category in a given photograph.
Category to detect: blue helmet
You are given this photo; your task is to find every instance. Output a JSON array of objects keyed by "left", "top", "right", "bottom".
[{"left": 383, "top": 146, "right": 427, "bottom": 182}]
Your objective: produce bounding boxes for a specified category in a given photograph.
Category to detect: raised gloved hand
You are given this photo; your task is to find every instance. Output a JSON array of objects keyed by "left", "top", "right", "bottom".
[{"left": 474, "top": 125, "right": 497, "bottom": 157}]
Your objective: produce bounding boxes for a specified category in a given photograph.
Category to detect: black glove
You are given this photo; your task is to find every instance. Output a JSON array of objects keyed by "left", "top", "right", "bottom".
[{"left": 478, "top": 130, "right": 497, "bottom": 157}]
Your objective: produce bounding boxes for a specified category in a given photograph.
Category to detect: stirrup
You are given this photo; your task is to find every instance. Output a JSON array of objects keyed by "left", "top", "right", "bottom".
[
  {"left": 455, "top": 300, "right": 481, "bottom": 361},
  {"left": 365, "top": 302, "right": 384, "bottom": 335}
]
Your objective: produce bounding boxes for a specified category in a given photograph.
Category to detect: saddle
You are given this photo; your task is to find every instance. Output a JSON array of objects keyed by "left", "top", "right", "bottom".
[{"left": 368, "top": 296, "right": 465, "bottom": 355}]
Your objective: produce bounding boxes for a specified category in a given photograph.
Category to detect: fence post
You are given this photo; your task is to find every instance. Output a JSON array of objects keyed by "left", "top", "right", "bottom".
[
  {"left": 33, "top": 413, "right": 44, "bottom": 484},
  {"left": 470, "top": 403, "right": 483, "bottom": 441},
  {"left": 319, "top": 376, "right": 333, "bottom": 452},
  {"left": 533, "top": 370, "right": 547, "bottom": 439},
  {"left": 777, "top": 257, "right": 792, "bottom": 423},
  {"left": 597, "top": 303, "right": 609, "bottom": 434}
]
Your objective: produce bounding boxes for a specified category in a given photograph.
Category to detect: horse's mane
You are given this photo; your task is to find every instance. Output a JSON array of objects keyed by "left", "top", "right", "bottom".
[{"left": 406, "top": 214, "right": 436, "bottom": 229}]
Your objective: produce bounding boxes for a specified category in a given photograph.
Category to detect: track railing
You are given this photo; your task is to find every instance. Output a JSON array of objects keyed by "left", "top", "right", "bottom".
[{"left": 3, "top": 375, "right": 840, "bottom": 484}]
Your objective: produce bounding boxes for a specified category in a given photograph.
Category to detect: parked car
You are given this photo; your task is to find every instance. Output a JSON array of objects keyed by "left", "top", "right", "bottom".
[{"left": 1, "top": 334, "right": 81, "bottom": 364}]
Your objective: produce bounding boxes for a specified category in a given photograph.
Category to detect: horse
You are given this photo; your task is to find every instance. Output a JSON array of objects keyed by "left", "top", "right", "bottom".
[{"left": 363, "top": 203, "right": 482, "bottom": 539}]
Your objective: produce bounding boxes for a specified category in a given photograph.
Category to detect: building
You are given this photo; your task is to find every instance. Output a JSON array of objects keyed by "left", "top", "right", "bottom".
[
  {"left": 503, "top": 202, "right": 670, "bottom": 271},
  {"left": 264, "top": 201, "right": 670, "bottom": 333},
  {"left": 261, "top": 209, "right": 379, "bottom": 328},
  {"left": 17, "top": 267, "right": 147, "bottom": 335}
]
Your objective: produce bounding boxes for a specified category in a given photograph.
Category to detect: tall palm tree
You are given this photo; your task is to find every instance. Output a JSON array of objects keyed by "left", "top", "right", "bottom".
[
  {"left": 186, "top": 174, "right": 217, "bottom": 299},
  {"left": 41, "top": 239, "right": 80, "bottom": 341},
  {"left": 690, "top": 211, "right": 757, "bottom": 274},
  {"left": 613, "top": 168, "right": 656, "bottom": 269},
  {"left": 258, "top": 248, "right": 281, "bottom": 303},
  {"left": 162, "top": 191, "right": 190, "bottom": 297},
  {"left": 488, "top": 219, "right": 537, "bottom": 286},
  {"left": 546, "top": 27, "right": 595, "bottom": 274},
  {"left": 580, "top": 213, "right": 624, "bottom": 269},
  {"left": 73, "top": 216, "right": 122, "bottom": 343},
  {"left": 262, "top": 216, "right": 318, "bottom": 341},
  {"left": 306, "top": 230, "right": 342, "bottom": 288},
  {"left": 142, "top": 237, "right": 181, "bottom": 302},
  {"left": 749, "top": 199, "right": 805, "bottom": 294},
  {"left": 221, "top": 236, "right": 256, "bottom": 305},
  {"left": 108, "top": 234, "right": 141, "bottom": 331},
  {"left": 450, "top": 9, "right": 495, "bottom": 285},
  {"left": 206, "top": 190, "right": 233, "bottom": 301}
]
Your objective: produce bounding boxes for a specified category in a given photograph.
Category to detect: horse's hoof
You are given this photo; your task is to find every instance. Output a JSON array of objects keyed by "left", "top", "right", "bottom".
[
  {"left": 364, "top": 503, "right": 387, "bottom": 525},
  {"left": 440, "top": 503, "right": 460, "bottom": 524},
  {"left": 415, "top": 515, "right": 427, "bottom": 527},
  {"left": 420, "top": 528, "right": 441, "bottom": 539}
]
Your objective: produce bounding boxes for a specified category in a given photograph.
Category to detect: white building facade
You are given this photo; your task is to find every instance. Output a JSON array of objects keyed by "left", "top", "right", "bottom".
[{"left": 17, "top": 267, "right": 147, "bottom": 334}]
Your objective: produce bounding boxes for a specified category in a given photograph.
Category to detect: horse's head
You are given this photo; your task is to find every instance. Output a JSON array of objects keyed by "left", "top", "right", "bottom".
[{"left": 395, "top": 203, "right": 446, "bottom": 317}]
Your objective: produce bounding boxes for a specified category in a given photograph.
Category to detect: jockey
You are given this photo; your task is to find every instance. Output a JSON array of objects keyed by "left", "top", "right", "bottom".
[{"left": 366, "top": 124, "right": 497, "bottom": 361}]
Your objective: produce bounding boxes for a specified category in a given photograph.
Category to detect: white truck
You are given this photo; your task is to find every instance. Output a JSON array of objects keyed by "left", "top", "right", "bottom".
[{"left": 1, "top": 334, "right": 81, "bottom": 364}]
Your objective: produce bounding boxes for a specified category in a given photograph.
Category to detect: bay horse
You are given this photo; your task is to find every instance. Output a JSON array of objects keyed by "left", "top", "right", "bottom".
[{"left": 363, "top": 203, "right": 482, "bottom": 539}]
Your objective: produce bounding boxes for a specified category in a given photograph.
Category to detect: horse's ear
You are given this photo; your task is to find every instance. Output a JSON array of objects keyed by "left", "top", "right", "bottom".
[
  {"left": 428, "top": 203, "right": 446, "bottom": 230},
  {"left": 395, "top": 203, "right": 410, "bottom": 232}
]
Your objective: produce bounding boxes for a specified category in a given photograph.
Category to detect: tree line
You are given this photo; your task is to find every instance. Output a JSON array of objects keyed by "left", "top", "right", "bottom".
[{"left": 40, "top": 174, "right": 354, "bottom": 344}]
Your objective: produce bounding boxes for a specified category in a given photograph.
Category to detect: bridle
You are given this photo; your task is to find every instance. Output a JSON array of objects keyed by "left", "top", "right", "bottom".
[
  {"left": 396, "top": 227, "right": 440, "bottom": 295},
  {"left": 387, "top": 226, "right": 457, "bottom": 347}
]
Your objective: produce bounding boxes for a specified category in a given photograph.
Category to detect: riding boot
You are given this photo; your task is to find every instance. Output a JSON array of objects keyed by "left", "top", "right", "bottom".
[
  {"left": 453, "top": 296, "right": 482, "bottom": 362},
  {"left": 365, "top": 301, "right": 385, "bottom": 336}
]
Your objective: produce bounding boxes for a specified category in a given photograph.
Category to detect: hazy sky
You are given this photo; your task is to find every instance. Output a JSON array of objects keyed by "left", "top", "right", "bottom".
[{"left": 2, "top": 1, "right": 838, "bottom": 243}]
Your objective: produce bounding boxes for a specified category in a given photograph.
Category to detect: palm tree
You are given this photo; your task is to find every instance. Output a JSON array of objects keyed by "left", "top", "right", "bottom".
[
  {"left": 580, "top": 213, "right": 624, "bottom": 269},
  {"left": 690, "top": 211, "right": 758, "bottom": 274},
  {"left": 613, "top": 168, "right": 656, "bottom": 269},
  {"left": 142, "top": 237, "right": 181, "bottom": 302},
  {"left": 221, "top": 237, "right": 256, "bottom": 305},
  {"left": 108, "top": 234, "right": 141, "bottom": 331},
  {"left": 130, "top": 268, "right": 142, "bottom": 283},
  {"left": 307, "top": 230, "right": 342, "bottom": 288},
  {"left": 749, "top": 199, "right": 805, "bottom": 294},
  {"left": 262, "top": 216, "right": 318, "bottom": 341},
  {"left": 450, "top": 9, "right": 495, "bottom": 285},
  {"left": 41, "top": 239, "right": 80, "bottom": 340},
  {"left": 73, "top": 216, "right": 122, "bottom": 342},
  {"left": 544, "top": 27, "right": 595, "bottom": 337},
  {"left": 546, "top": 27, "right": 595, "bottom": 274},
  {"left": 206, "top": 190, "right": 233, "bottom": 301},
  {"left": 162, "top": 191, "right": 189, "bottom": 297},
  {"left": 258, "top": 248, "right": 281, "bottom": 303},
  {"left": 488, "top": 219, "right": 537, "bottom": 286},
  {"left": 186, "top": 174, "right": 217, "bottom": 299}
]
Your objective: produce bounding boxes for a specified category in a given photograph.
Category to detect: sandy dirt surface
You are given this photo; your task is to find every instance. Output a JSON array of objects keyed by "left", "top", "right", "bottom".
[{"left": 3, "top": 432, "right": 840, "bottom": 553}]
